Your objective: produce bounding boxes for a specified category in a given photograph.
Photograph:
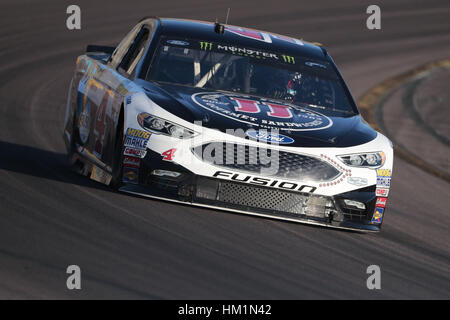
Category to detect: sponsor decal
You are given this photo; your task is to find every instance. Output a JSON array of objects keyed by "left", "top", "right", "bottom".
[
  {"left": 271, "top": 34, "right": 304, "bottom": 46},
  {"left": 199, "top": 41, "right": 213, "bottom": 50},
  {"left": 281, "top": 55, "right": 295, "bottom": 64},
  {"left": 371, "top": 207, "right": 384, "bottom": 225},
  {"left": 78, "top": 99, "right": 91, "bottom": 144},
  {"left": 123, "top": 167, "right": 139, "bottom": 184},
  {"left": 246, "top": 130, "right": 294, "bottom": 144},
  {"left": 215, "top": 44, "right": 279, "bottom": 60},
  {"left": 116, "top": 83, "right": 129, "bottom": 96},
  {"left": 376, "top": 197, "right": 387, "bottom": 208},
  {"left": 194, "top": 41, "right": 300, "bottom": 65},
  {"left": 90, "top": 166, "right": 112, "bottom": 185},
  {"left": 225, "top": 26, "right": 304, "bottom": 46},
  {"left": 123, "top": 156, "right": 140, "bottom": 168},
  {"left": 124, "top": 147, "right": 146, "bottom": 158},
  {"left": 376, "top": 177, "right": 391, "bottom": 188},
  {"left": 162, "top": 148, "right": 176, "bottom": 161},
  {"left": 167, "top": 40, "right": 190, "bottom": 46},
  {"left": 376, "top": 188, "right": 389, "bottom": 197},
  {"left": 305, "top": 61, "right": 327, "bottom": 69},
  {"left": 225, "top": 26, "right": 272, "bottom": 43},
  {"left": 93, "top": 90, "right": 113, "bottom": 158},
  {"left": 213, "top": 171, "right": 317, "bottom": 193},
  {"left": 347, "top": 176, "right": 368, "bottom": 187},
  {"left": 124, "top": 128, "right": 151, "bottom": 149},
  {"left": 192, "top": 92, "right": 333, "bottom": 131},
  {"left": 376, "top": 169, "right": 392, "bottom": 177},
  {"left": 125, "top": 128, "right": 151, "bottom": 139}
]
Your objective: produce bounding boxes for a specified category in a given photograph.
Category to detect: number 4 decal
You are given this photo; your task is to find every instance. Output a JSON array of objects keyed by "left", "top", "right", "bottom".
[
  {"left": 162, "top": 148, "right": 176, "bottom": 161},
  {"left": 93, "top": 90, "right": 112, "bottom": 157}
]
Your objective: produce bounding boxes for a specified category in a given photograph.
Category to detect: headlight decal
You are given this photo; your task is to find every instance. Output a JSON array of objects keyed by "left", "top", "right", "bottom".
[
  {"left": 337, "top": 152, "right": 385, "bottom": 168},
  {"left": 137, "top": 112, "right": 196, "bottom": 139}
]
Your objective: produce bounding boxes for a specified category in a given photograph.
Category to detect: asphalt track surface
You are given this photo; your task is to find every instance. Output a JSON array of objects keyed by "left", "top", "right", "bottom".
[{"left": 0, "top": 0, "right": 449, "bottom": 299}]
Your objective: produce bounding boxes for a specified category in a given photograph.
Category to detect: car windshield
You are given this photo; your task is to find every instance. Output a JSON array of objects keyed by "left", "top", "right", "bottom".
[{"left": 146, "top": 37, "right": 356, "bottom": 114}]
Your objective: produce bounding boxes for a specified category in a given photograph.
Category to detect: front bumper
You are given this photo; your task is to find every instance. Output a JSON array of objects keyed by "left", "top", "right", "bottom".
[{"left": 120, "top": 149, "right": 382, "bottom": 232}]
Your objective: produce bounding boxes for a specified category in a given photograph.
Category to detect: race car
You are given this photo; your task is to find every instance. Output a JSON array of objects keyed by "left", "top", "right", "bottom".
[{"left": 63, "top": 17, "right": 394, "bottom": 231}]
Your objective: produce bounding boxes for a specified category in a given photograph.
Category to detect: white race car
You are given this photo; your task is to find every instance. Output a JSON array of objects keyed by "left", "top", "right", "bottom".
[{"left": 63, "top": 17, "right": 393, "bottom": 231}]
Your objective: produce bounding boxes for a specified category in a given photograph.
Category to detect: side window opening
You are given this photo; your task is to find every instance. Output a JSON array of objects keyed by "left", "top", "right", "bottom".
[
  {"left": 119, "top": 26, "right": 150, "bottom": 76},
  {"left": 108, "top": 25, "right": 140, "bottom": 67}
]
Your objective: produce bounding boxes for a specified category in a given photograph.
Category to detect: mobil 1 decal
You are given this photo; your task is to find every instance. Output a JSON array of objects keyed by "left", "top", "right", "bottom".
[{"left": 191, "top": 92, "right": 333, "bottom": 131}]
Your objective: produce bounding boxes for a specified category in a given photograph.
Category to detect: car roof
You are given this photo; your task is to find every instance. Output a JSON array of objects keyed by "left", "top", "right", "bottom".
[{"left": 151, "top": 18, "right": 328, "bottom": 61}]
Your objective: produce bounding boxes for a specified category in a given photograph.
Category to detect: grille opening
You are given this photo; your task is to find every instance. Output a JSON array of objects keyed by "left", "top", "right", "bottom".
[
  {"left": 193, "top": 142, "right": 341, "bottom": 182},
  {"left": 196, "top": 178, "right": 336, "bottom": 219}
]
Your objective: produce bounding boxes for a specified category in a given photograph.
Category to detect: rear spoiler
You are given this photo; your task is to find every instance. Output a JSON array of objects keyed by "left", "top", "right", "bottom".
[{"left": 86, "top": 45, "right": 115, "bottom": 54}]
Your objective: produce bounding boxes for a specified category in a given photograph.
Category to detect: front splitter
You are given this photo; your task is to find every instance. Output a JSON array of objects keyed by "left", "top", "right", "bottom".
[{"left": 119, "top": 184, "right": 380, "bottom": 233}]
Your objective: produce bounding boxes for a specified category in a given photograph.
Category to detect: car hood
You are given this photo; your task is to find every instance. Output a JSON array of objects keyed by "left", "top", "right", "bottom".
[{"left": 138, "top": 81, "right": 377, "bottom": 148}]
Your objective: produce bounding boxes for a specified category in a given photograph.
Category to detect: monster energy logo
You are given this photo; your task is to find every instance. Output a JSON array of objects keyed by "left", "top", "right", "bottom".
[
  {"left": 200, "top": 42, "right": 213, "bottom": 50},
  {"left": 282, "top": 55, "right": 295, "bottom": 64}
]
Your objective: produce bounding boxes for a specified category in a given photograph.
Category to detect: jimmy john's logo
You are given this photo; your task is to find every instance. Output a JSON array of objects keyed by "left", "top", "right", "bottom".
[
  {"left": 191, "top": 92, "right": 332, "bottom": 131},
  {"left": 213, "top": 171, "right": 317, "bottom": 193}
]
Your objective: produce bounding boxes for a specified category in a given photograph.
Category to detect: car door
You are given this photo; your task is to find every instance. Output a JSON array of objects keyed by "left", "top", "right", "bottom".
[{"left": 88, "top": 21, "right": 155, "bottom": 167}]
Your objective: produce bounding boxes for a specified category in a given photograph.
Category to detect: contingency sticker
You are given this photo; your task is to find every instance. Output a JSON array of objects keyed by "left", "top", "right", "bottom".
[
  {"left": 375, "top": 197, "right": 387, "bottom": 208},
  {"left": 124, "top": 128, "right": 151, "bottom": 150},
  {"left": 124, "top": 147, "right": 147, "bottom": 158},
  {"left": 123, "top": 156, "right": 141, "bottom": 168},
  {"left": 376, "top": 177, "right": 391, "bottom": 188},
  {"left": 371, "top": 207, "right": 384, "bottom": 225},
  {"left": 375, "top": 188, "right": 389, "bottom": 197},
  {"left": 90, "top": 165, "right": 112, "bottom": 185},
  {"left": 123, "top": 166, "right": 139, "bottom": 184},
  {"left": 376, "top": 169, "right": 392, "bottom": 177}
]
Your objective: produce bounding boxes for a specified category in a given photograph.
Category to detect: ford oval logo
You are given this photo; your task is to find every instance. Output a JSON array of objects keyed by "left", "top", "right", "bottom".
[
  {"left": 246, "top": 130, "right": 295, "bottom": 144},
  {"left": 166, "top": 40, "right": 190, "bottom": 46}
]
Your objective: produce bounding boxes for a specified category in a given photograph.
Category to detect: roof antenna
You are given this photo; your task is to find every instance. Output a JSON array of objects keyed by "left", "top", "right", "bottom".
[
  {"left": 214, "top": 8, "right": 229, "bottom": 34},
  {"left": 225, "top": 7, "right": 231, "bottom": 25}
]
